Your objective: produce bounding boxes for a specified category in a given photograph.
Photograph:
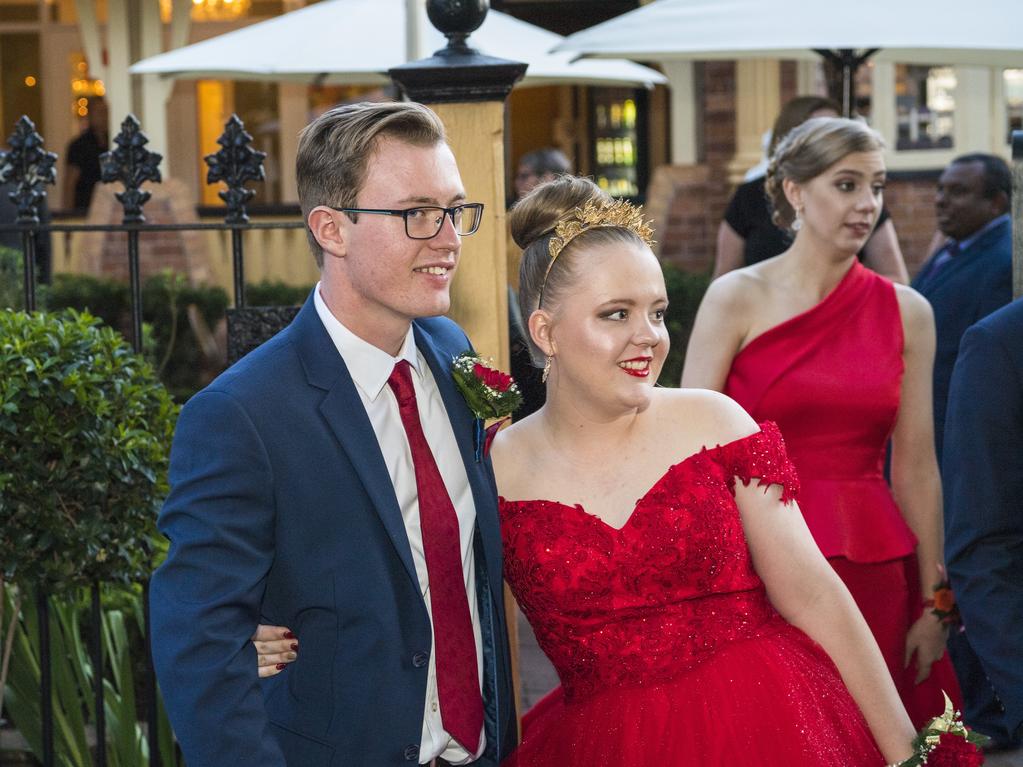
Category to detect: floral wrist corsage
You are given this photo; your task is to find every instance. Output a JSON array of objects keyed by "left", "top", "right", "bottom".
[
  {"left": 887, "top": 693, "right": 987, "bottom": 766},
  {"left": 924, "top": 567, "right": 960, "bottom": 626},
  {"left": 450, "top": 351, "right": 522, "bottom": 461}
]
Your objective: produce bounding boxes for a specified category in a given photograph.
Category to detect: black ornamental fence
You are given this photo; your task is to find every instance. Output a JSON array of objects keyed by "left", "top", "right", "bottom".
[{"left": 0, "top": 112, "right": 305, "bottom": 766}]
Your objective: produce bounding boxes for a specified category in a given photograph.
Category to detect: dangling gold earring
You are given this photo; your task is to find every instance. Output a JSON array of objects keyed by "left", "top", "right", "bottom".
[{"left": 541, "top": 355, "right": 552, "bottom": 383}]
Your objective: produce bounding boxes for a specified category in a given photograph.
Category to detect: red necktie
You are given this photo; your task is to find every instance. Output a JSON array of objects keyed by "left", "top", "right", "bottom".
[{"left": 387, "top": 360, "right": 483, "bottom": 750}]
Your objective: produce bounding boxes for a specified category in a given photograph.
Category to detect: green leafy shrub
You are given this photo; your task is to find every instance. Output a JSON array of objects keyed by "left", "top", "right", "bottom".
[
  {"left": 41, "top": 273, "right": 131, "bottom": 330},
  {"left": 141, "top": 271, "right": 229, "bottom": 398},
  {"left": 0, "top": 246, "right": 24, "bottom": 310},
  {"left": 3, "top": 584, "right": 178, "bottom": 766},
  {"left": 658, "top": 263, "right": 712, "bottom": 388},
  {"left": 41, "top": 272, "right": 229, "bottom": 399},
  {"left": 245, "top": 279, "right": 313, "bottom": 307},
  {"left": 0, "top": 309, "right": 178, "bottom": 591}
]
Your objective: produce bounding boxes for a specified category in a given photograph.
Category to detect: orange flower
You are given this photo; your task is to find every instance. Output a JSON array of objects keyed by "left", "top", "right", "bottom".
[{"left": 933, "top": 587, "right": 955, "bottom": 613}]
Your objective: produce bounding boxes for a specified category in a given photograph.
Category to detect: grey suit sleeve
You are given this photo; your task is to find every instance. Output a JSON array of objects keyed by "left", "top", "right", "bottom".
[
  {"left": 943, "top": 322, "right": 1023, "bottom": 736},
  {"left": 150, "top": 390, "right": 285, "bottom": 765}
]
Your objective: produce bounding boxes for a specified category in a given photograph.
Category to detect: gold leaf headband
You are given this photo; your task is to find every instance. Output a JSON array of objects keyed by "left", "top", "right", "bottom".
[{"left": 537, "top": 198, "right": 656, "bottom": 309}]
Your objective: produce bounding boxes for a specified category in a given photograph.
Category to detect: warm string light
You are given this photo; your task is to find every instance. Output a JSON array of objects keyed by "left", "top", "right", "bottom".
[{"left": 189, "top": 0, "right": 252, "bottom": 20}]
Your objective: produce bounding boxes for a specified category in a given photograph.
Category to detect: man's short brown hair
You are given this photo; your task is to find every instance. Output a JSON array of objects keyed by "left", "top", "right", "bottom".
[{"left": 296, "top": 101, "right": 447, "bottom": 267}]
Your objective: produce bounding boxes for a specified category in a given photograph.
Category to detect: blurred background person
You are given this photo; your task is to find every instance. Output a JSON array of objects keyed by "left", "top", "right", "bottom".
[
  {"left": 682, "top": 117, "right": 961, "bottom": 726},
  {"left": 509, "top": 149, "right": 573, "bottom": 421},
  {"left": 910, "top": 153, "right": 1013, "bottom": 463},
  {"left": 714, "top": 95, "right": 908, "bottom": 284},
  {"left": 63, "top": 96, "right": 109, "bottom": 213},
  {"left": 513, "top": 147, "right": 572, "bottom": 202}
]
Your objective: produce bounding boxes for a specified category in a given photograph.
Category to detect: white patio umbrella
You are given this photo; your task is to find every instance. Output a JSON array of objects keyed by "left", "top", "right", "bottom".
[
  {"left": 553, "top": 0, "right": 1023, "bottom": 112},
  {"left": 129, "top": 0, "right": 667, "bottom": 88}
]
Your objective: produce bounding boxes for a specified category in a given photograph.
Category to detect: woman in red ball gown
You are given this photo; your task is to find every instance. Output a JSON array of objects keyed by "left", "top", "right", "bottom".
[
  {"left": 487, "top": 175, "right": 917, "bottom": 766},
  {"left": 683, "top": 116, "right": 962, "bottom": 728}
]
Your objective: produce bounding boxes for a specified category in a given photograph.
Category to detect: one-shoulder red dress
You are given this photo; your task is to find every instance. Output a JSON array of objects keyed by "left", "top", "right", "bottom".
[
  {"left": 501, "top": 425, "right": 884, "bottom": 766},
  {"left": 724, "top": 261, "right": 962, "bottom": 726}
]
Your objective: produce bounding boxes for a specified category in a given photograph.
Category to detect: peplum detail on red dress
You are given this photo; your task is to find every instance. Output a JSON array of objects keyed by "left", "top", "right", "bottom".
[
  {"left": 724, "top": 261, "right": 916, "bottom": 563},
  {"left": 500, "top": 423, "right": 884, "bottom": 766}
]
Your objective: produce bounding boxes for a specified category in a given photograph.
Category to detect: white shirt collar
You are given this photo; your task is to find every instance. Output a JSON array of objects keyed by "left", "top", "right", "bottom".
[{"left": 313, "top": 282, "right": 421, "bottom": 401}]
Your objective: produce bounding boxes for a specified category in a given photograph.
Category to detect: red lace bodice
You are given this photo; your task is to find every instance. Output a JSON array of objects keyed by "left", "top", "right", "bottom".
[{"left": 500, "top": 423, "right": 800, "bottom": 702}]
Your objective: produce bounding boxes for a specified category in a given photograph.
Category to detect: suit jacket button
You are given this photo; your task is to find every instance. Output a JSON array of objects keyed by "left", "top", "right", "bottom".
[
  {"left": 412, "top": 651, "right": 429, "bottom": 668},
  {"left": 403, "top": 744, "right": 420, "bottom": 761}
]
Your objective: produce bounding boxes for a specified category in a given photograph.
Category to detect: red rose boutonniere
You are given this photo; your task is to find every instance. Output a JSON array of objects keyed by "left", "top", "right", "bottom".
[{"left": 451, "top": 351, "right": 523, "bottom": 461}]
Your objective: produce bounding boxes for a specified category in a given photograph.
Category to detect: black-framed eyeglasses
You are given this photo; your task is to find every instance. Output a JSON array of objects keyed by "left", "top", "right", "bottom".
[{"left": 332, "top": 203, "right": 484, "bottom": 240}]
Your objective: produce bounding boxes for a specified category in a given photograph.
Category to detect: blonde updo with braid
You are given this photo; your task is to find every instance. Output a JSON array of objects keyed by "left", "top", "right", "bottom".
[{"left": 765, "top": 116, "right": 885, "bottom": 230}]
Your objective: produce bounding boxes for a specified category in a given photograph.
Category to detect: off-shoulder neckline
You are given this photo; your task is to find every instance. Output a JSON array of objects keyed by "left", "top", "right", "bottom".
[{"left": 498, "top": 422, "right": 780, "bottom": 532}]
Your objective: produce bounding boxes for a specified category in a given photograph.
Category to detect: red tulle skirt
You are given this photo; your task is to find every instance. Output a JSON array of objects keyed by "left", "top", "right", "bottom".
[{"left": 504, "top": 626, "right": 883, "bottom": 767}]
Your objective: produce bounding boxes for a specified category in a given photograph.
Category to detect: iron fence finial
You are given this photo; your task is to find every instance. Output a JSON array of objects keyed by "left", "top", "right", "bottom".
[
  {"left": 0, "top": 115, "right": 57, "bottom": 224},
  {"left": 205, "top": 114, "right": 266, "bottom": 225},
  {"left": 100, "top": 114, "right": 163, "bottom": 224}
]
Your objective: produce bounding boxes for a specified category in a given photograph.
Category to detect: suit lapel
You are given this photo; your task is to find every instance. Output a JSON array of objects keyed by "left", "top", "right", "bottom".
[
  {"left": 292, "top": 296, "right": 420, "bottom": 592},
  {"left": 917, "top": 220, "right": 1010, "bottom": 294}
]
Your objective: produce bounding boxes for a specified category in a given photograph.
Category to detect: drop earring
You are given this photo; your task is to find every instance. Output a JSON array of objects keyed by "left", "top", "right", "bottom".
[
  {"left": 792, "top": 207, "right": 804, "bottom": 232},
  {"left": 542, "top": 355, "right": 552, "bottom": 383}
]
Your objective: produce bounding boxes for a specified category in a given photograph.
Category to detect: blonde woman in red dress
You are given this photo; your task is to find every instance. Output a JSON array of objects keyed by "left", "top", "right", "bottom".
[{"left": 682, "top": 116, "right": 962, "bottom": 728}]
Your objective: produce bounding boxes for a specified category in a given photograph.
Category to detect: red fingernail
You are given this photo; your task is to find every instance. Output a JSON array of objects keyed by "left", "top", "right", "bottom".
[
  {"left": 283, "top": 631, "right": 295, "bottom": 639},
  {"left": 291, "top": 643, "right": 298, "bottom": 651},
  {"left": 276, "top": 663, "right": 286, "bottom": 670}
]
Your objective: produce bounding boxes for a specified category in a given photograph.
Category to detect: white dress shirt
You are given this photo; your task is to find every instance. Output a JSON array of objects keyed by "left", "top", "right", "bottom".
[{"left": 314, "top": 286, "right": 485, "bottom": 764}]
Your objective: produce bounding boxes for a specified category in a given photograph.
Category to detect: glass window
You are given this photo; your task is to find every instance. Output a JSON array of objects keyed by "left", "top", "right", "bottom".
[
  {"left": 895, "top": 64, "right": 955, "bottom": 151},
  {"left": 0, "top": 0, "right": 38, "bottom": 22},
  {"left": 1004, "top": 69, "right": 1023, "bottom": 143},
  {"left": 1, "top": 33, "right": 43, "bottom": 132}
]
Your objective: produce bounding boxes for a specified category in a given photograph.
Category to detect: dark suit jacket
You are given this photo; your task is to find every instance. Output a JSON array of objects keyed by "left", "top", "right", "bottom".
[
  {"left": 943, "top": 297, "right": 1023, "bottom": 741},
  {"left": 151, "top": 294, "right": 516, "bottom": 766},
  {"left": 911, "top": 217, "right": 1012, "bottom": 460}
]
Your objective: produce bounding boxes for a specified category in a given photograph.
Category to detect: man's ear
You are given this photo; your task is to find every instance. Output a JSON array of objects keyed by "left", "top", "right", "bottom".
[
  {"left": 992, "top": 190, "right": 1011, "bottom": 217},
  {"left": 528, "top": 309, "right": 556, "bottom": 357},
  {"left": 307, "top": 206, "right": 346, "bottom": 260}
]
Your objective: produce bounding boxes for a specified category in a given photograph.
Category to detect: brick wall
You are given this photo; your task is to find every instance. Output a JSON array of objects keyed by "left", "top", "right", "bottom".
[
  {"left": 77, "top": 178, "right": 209, "bottom": 285},
  {"left": 884, "top": 174, "right": 942, "bottom": 278},
  {"left": 652, "top": 62, "right": 736, "bottom": 273}
]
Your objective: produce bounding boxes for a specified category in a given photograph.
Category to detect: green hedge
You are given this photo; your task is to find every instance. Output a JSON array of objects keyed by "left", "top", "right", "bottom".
[{"left": 659, "top": 262, "right": 712, "bottom": 388}]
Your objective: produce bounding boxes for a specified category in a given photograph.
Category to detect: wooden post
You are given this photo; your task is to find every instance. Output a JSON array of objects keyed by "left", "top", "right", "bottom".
[
  {"left": 431, "top": 101, "right": 510, "bottom": 364},
  {"left": 389, "top": 0, "right": 528, "bottom": 733}
]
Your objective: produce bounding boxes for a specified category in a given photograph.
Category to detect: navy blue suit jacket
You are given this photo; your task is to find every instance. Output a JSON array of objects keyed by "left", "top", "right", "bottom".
[
  {"left": 151, "top": 295, "right": 516, "bottom": 766},
  {"left": 943, "top": 297, "right": 1023, "bottom": 742},
  {"left": 911, "top": 217, "right": 1012, "bottom": 461}
]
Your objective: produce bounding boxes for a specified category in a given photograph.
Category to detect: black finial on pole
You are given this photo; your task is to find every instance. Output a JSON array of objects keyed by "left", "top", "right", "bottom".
[
  {"left": 100, "top": 114, "right": 163, "bottom": 224},
  {"left": 426, "top": 0, "right": 488, "bottom": 54},
  {"left": 390, "top": 0, "right": 526, "bottom": 103},
  {"left": 205, "top": 114, "right": 266, "bottom": 225},
  {"left": 0, "top": 116, "right": 57, "bottom": 224}
]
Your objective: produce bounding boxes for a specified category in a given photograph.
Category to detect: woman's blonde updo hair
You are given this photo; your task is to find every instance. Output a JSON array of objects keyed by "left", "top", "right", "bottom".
[
  {"left": 510, "top": 175, "right": 649, "bottom": 366},
  {"left": 766, "top": 116, "right": 885, "bottom": 230}
]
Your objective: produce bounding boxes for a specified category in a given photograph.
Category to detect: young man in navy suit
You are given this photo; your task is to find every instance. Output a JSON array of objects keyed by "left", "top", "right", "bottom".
[
  {"left": 151, "top": 102, "right": 515, "bottom": 766},
  {"left": 911, "top": 153, "right": 1013, "bottom": 462},
  {"left": 943, "top": 298, "right": 1023, "bottom": 751}
]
